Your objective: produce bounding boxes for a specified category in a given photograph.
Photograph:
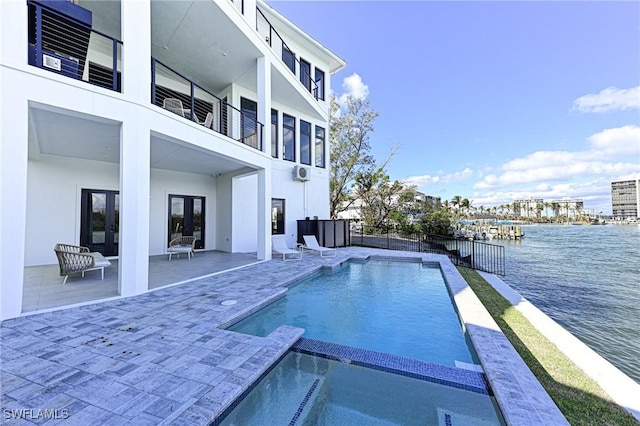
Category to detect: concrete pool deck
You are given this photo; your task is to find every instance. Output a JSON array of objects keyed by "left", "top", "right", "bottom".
[{"left": 2, "top": 248, "right": 567, "bottom": 425}]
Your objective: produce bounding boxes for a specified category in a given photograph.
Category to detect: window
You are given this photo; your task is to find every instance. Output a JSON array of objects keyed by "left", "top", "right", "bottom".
[
  {"left": 271, "top": 109, "right": 278, "bottom": 158},
  {"left": 315, "top": 68, "right": 325, "bottom": 100},
  {"left": 300, "top": 59, "right": 311, "bottom": 92},
  {"left": 282, "top": 46, "right": 295, "bottom": 74},
  {"left": 315, "top": 126, "right": 325, "bottom": 168},
  {"left": 283, "top": 114, "right": 295, "bottom": 162},
  {"left": 241, "top": 97, "right": 258, "bottom": 147},
  {"left": 271, "top": 199, "right": 285, "bottom": 234},
  {"left": 300, "top": 120, "right": 311, "bottom": 165}
]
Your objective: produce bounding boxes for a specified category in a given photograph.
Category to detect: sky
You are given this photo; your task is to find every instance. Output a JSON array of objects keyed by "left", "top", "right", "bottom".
[{"left": 268, "top": 0, "right": 640, "bottom": 214}]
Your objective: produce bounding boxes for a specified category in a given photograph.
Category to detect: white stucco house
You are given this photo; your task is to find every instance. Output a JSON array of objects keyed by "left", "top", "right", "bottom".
[{"left": 0, "top": 0, "right": 345, "bottom": 320}]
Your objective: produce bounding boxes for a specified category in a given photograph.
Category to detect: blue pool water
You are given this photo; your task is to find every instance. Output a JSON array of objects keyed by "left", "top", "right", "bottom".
[
  {"left": 217, "top": 351, "right": 504, "bottom": 426},
  {"left": 230, "top": 259, "right": 475, "bottom": 366}
]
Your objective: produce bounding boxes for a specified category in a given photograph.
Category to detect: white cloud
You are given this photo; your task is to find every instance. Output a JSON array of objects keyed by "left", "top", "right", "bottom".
[
  {"left": 473, "top": 125, "right": 640, "bottom": 191},
  {"left": 587, "top": 125, "right": 640, "bottom": 157},
  {"left": 403, "top": 167, "right": 473, "bottom": 188},
  {"left": 571, "top": 86, "right": 640, "bottom": 113},
  {"left": 338, "top": 73, "right": 369, "bottom": 106}
]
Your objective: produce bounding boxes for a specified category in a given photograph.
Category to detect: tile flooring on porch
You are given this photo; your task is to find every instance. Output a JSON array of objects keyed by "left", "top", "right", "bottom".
[{"left": 23, "top": 251, "right": 260, "bottom": 314}]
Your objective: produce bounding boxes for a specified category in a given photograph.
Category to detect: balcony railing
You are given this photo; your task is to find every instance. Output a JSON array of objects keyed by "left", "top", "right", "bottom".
[
  {"left": 27, "top": 0, "right": 122, "bottom": 92},
  {"left": 151, "top": 58, "right": 263, "bottom": 151},
  {"left": 256, "top": 7, "right": 319, "bottom": 100}
]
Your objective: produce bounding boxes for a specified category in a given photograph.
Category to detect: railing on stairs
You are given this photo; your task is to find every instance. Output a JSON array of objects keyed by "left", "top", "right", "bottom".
[{"left": 256, "top": 7, "right": 319, "bottom": 100}]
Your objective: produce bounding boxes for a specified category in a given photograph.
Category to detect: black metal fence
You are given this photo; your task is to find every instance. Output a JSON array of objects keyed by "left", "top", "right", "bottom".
[{"left": 351, "top": 228, "right": 506, "bottom": 276}]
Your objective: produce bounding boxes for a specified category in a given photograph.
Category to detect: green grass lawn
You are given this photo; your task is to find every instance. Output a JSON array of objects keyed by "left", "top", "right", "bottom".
[{"left": 457, "top": 267, "right": 639, "bottom": 426}]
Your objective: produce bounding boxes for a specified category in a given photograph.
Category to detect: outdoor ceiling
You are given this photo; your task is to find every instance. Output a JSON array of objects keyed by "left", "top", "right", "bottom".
[
  {"left": 76, "top": 0, "right": 323, "bottom": 118},
  {"left": 28, "top": 104, "right": 250, "bottom": 176},
  {"left": 151, "top": 0, "right": 262, "bottom": 94}
]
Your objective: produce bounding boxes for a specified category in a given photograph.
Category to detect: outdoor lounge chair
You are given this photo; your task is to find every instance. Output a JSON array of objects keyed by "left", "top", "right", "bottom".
[
  {"left": 302, "top": 235, "right": 337, "bottom": 257},
  {"left": 54, "top": 243, "right": 112, "bottom": 284},
  {"left": 272, "top": 235, "right": 302, "bottom": 261},
  {"left": 167, "top": 236, "right": 196, "bottom": 260}
]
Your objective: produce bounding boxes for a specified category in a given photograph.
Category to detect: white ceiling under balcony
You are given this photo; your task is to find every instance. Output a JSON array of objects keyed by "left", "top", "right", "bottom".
[
  {"left": 28, "top": 104, "right": 250, "bottom": 177},
  {"left": 151, "top": 0, "right": 263, "bottom": 95}
]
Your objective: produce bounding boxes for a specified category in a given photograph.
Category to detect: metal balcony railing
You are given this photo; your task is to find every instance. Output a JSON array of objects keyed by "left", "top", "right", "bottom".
[
  {"left": 151, "top": 58, "right": 263, "bottom": 151},
  {"left": 28, "top": 0, "right": 122, "bottom": 92},
  {"left": 256, "top": 7, "right": 319, "bottom": 100},
  {"left": 351, "top": 227, "right": 506, "bottom": 276}
]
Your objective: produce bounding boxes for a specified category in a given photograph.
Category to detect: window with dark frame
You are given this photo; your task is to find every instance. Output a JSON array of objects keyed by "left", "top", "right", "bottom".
[
  {"left": 300, "top": 58, "right": 311, "bottom": 92},
  {"left": 282, "top": 46, "right": 296, "bottom": 74},
  {"left": 271, "top": 198, "right": 285, "bottom": 234},
  {"left": 283, "top": 114, "right": 295, "bottom": 162},
  {"left": 315, "top": 68, "right": 325, "bottom": 100},
  {"left": 240, "top": 97, "right": 258, "bottom": 147},
  {"left": 315, "top": 125, "right": 325, "bottom": 168},
  {"left": 271, "top": 109, "right": 278, "bottom": 158},
  {"left": 300, "top": 120, "right": 311, "bottom": 165}
]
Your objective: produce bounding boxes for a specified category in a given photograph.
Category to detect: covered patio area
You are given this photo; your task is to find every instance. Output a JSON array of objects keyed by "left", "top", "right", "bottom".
[{"left": 22, "top": 251, "right": 260, "bottom": 314}]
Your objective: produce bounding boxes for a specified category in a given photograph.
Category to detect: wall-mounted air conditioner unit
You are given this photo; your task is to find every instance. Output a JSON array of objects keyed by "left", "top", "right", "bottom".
[
  {"left": 293, "top": 165, "right": 310, "bottom": 181},
  {"left": 43, "top": 54, "right": 61, "bottom": 71}
]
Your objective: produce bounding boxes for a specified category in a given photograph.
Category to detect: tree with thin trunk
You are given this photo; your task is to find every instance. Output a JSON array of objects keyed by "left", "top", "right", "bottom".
[{"left": 329, "top": 95, "right": 379, "bottom": 219}]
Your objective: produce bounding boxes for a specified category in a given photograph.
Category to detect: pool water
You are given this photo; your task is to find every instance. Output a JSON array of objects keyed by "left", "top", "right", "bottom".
[
  {"left": 230, "top": 260, "right": 475, "bottom": 366},
  {"left": 217, "top": 351, "right": 504, "bottom": 426}
]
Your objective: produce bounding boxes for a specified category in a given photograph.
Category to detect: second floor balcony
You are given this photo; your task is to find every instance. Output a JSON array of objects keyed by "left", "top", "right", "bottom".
[{"left": 152, "top": 58, "right": 263, "bottom": 151}]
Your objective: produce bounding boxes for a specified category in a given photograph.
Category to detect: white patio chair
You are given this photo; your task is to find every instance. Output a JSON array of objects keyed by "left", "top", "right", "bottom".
[
  {"left": 167, "top": 236, "right": 196, "bottom": 260},
  {"left": 162, "top": 98, "right": 185, "bottom": 117},
  {"left": 302, "top": 235, "right": 337, "bottom": 257},
  {"left": 272, "top": 235, "right": 302, "bottom": 261}
]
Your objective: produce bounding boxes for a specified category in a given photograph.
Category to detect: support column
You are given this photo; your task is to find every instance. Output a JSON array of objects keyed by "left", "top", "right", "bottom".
[
  {"left": 256, "top": 55, "right": 272, "bottom": 260},
  {"left": 118, "top": 0, "right": 151, "bottom": 296},
  {"left": 119, "top": 121, "right": 150, "bottom": 296},
  {"left": 0, "top": 92, "right": 28, "bottom": 320},
  {"left": 122, "top": 0, "right": 151, "bottom": 103},
  {"left": 257, "top": 56, "right": 271, "bottom": 156},
  {"left": 257, "top": 168, "right": 272, "bottom": 260}
]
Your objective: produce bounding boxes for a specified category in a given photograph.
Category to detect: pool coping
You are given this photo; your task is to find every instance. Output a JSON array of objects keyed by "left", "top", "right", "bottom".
[{"left": 1, "top": 248, "right": 569, "bottom": 425}]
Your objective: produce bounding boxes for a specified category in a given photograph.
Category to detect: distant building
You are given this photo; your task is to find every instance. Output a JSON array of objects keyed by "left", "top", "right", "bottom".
[
  {"left": 611, "top": 178, "right": 640, "bottom": 220},
  {"left": 549, "top": 198, "right": 584, "bottom": 219},
  {"left": 513, "top": 198, "right": 544, "bottom": 218}
]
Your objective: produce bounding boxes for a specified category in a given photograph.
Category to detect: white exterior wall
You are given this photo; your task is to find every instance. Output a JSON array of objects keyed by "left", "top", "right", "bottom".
[
  {"left": 25, "top": 157, "right": 120, "bottom": 266},
  {"left": 1, "top": 0, "right": 343, "bottom": 319}
]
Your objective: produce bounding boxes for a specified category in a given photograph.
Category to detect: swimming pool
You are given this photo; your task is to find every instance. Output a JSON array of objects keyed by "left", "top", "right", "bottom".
[
  {"left": 216, "top": 350, "right": 504, "bottom": 426},
  {"left": 230, "top": 259, "right": 475, "bottom": 366}
]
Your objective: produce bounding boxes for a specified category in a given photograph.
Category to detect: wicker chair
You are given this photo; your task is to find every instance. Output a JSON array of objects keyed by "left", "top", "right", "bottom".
[
  {"left": 167, "top": 236, "right": 196, "bottom": 260},
  {"left": 53, "top": 243, "right": 112, "bottom": 284}
]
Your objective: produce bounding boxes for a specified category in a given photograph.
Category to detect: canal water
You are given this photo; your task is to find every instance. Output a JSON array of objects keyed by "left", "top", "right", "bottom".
[{"left": 495, "top": 224, "right": 640, "bottom": 384}]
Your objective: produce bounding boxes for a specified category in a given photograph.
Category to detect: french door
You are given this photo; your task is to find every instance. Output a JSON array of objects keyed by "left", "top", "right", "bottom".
[
  {"left": 168, "top": 195, "right": 205, "bottom": 249},
  {"left": 80, "top": 189, "right": 119, "bottom": 256}
]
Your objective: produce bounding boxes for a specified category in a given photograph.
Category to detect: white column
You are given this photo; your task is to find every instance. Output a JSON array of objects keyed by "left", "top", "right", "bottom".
[
  {"left": 256, "top": 55, "right": 272, "bottom": 260},
  {"left": 257, "top": 168, "right": 272, "bottom": 260},
  {"left": 0, "top": 91, "right": 28, "bottom": 320},
  {"left": 118, "top": 0, "right": 151, "bottom": 296},
  {"left": 257, "top": 56, "right": 271, "bottom": 155},
  {"left": 121, "top": 0, "right": 151, "bottom": 103},
  {"left": 119, "top": 120, "right": 150, "bottom": 296},
  {"left": 0, "top": 1, "right": 27, "bottom": 69}
]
